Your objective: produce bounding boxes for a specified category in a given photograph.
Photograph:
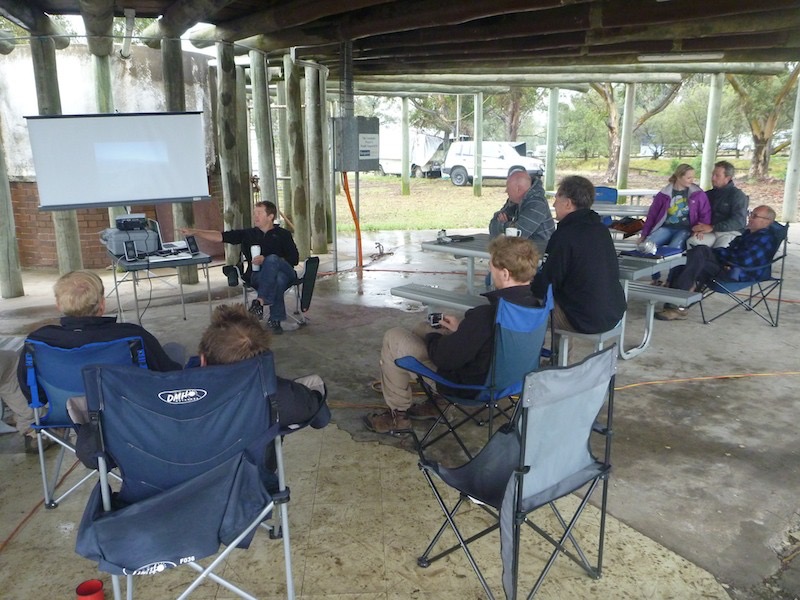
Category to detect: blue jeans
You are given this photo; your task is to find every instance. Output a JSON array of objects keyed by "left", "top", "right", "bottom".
[
  {"left": 251, "top": 255, "right": 297, "bottom": 321},
  {"left": 648, "top": 226, "right": 691, "bottom": 281}
]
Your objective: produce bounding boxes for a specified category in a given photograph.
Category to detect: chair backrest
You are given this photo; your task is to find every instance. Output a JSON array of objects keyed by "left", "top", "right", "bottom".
[
  {"left": 481, "top": 285, "right": 554, "bottom": 401},
  {"left": 82, "top": 352, "right": 278, "bottom": 504},
  {"left": 24, "top": 337, "right": 147, "bottom": 426},
  {"left": 594, "top": 186, "right": 618, "bottom": 205},
  {"left": 299, "top": 256, "right": 320, "bottom": 312},
  {"left": 518, "top": 346, "right": 616, "bottom": 503}
]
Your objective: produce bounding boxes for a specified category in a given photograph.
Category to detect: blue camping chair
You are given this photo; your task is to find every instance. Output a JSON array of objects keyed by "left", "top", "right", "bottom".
[
  {"left": 396, "top": 286, "right": 553, "bottom": 461},
  {"left": 594, "top": 186, "right": 618, "bottom": 227},
  {"left": 417, "top": 348, "right": 616, "bottom": 599},
  {"left": 24, "top": 337, "right": 146, "bottom": 508},
  {"left": 75, "top": 351, "right": 295, "bottom": 600},
  {"left": 699, "top": 222, "right": 788, "bottom": 327}
]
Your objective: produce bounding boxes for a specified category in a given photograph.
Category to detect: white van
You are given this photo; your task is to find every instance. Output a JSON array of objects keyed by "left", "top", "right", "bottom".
[{"left": 442, "top": 141, "right": 544, "bottom": 186}]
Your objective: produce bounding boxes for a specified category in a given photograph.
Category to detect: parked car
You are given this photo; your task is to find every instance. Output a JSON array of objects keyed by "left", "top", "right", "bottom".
[{"left": 442, "top": 141, "right": 544, "bottom": 186}]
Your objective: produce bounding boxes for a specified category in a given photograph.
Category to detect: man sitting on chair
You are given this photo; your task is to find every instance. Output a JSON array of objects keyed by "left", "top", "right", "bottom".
[
  {"left": 14, "top": 270, "right": 183, "bottom": 452},
  {"left": 198, "top": 304, "right": 330, "bottom": 431},
  {"left": 182, "top": 201, "right": 299, "bottom": 335},
  {"left": 655, "top": 205, "right": 779, "bottom": 321},
  {"left": 364, "top": 236, "right": 541, "bottom": 435}
]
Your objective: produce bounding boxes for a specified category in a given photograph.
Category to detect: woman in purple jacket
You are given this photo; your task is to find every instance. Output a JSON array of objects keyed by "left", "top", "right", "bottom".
[{"left": 639, "top": 163, "right": 711, "bottom": 250}]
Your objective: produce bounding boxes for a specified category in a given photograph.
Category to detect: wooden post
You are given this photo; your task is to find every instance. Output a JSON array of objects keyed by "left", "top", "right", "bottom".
[
  {"left": 162, "top": 36, "right": 198, "bottom": 284},
  {"left": 0, "top": 127, "right": 24, "bottom": 298},
  {"left": 30, "top": 36, "right": 82, "bottom": 273},
  {"left": 473, "top": 91, "right": 483, "bottom": 197},
  {"left": 320, "top": 68, "right": 334, "bottom": 243},
  {"left": 250, "top": 51, "right": 279, "bottom": 213},
  {"left": 700, "top": 73, "right": 724, "bottom": 190},
  {"left": 236, "top": 65, "right": 252, "bottom": 228},
  {"left": 545, "top": 87, "right": 559, "bottom": 192},
  {"left": 616, "top": 83, "right": 636, "bottom": 190},
  {"left": 283, "top": 54, "right": 310, "bottom": 259},
  {"left": 216, "top": 42, "right": 244, "bottom": 266},
  {"left": 305, "top": 64, "right": 327, "bottom": 253},
  {"left": 782, "top": 79, "right": 800, "bottom": 222},
  {"left": 276, "top": 79, "right": 292, "bottom": 223},
  {"left": 401, "top": 97, "right": 410, "bottom": 195}
]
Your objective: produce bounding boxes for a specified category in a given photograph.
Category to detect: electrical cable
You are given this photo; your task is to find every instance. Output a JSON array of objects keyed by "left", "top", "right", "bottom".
[{"left": 340, "top": 172, "right": 363, "bottom": 268}]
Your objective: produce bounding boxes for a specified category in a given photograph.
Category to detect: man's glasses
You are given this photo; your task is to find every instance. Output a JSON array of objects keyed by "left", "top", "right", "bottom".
[{"left": 747, "top": 211, "right": 772, "bottom": 221}]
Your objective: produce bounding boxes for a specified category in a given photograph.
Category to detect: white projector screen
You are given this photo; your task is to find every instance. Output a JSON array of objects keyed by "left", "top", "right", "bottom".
[{"left": 25, "top": 112, "right": 210, "bottom": 210}]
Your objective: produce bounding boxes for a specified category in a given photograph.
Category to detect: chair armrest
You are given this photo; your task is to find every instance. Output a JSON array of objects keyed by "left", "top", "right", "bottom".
[{"left": 394, "top": 356, "right": 485, "bottom": 392}]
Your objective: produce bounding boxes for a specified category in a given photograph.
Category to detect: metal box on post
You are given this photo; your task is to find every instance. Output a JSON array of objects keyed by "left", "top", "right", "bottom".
[{"left": 334, "top": 116, "right": 379, "bottom": 172}]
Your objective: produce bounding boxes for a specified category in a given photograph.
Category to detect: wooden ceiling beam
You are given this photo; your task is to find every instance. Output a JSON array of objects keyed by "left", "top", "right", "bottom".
[
  {"left": 79, "top": 0, "right": 114, "bottom": 56},
  {"left": 141, "top": 0, "right": 237, "bottom": 46},
  {"left": 0, "top": 0, "right": 70, "bottom": 48},
  {"left": 601, "top": 0, "right": 800, "bottom": 27},
  {"left": 354, "top": 73, "right": 684, "bottom": 85}
]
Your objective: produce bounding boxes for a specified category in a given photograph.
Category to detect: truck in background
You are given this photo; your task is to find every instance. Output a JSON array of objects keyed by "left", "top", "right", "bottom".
[
  {"left": 442, "top": 140, "right": 545, "bottom": 186},
  {"left": 378, "top": 127, "right": 445, "bottom": 178}
]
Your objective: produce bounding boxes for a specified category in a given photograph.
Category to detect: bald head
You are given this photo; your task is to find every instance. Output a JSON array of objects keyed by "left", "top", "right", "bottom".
[{"left": 505, "top": 170, "right": 532, "bottom": 204}]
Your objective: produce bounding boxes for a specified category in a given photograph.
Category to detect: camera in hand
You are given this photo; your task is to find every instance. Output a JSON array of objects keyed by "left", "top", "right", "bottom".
[{"left": 427, "top": 312, "right": 443, "bottom": 328}]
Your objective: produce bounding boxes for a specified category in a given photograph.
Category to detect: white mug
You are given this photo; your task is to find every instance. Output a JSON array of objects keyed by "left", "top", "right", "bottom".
[
  {"left": 250, "top": 245, "right": 262, "bottom": 271},
  {"left": 504, "top": 227, "right": 522, "bottom": 237}
]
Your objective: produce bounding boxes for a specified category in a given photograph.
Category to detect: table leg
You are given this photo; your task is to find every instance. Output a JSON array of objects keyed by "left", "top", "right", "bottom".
[
  {"left": 132, "top": 271, "right": 141, "bottom": 325},
  {"left": 618, "top": 280, "right": 655, "bottom": 360},
  {"left": 112, "top": 264, "right": 124, "bottom": 322},
  {"left": 466, "top": 257, "right": 475, "bottom": 294},
  {"left": 178, "top": 273, "right": 187, "bottom": 320},
  {"left": 203, "top": 264, "right": 212, "bottom": 320}
]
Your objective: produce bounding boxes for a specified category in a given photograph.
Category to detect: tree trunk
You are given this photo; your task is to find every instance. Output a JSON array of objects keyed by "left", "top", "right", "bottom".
[{"left": 750, "top": 136, "right": 770, "bottom": 180}]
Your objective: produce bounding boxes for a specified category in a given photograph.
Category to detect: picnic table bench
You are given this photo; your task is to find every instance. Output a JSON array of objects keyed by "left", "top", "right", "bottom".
[{"left": 391, "top": 283, "right": 487, "bottom": 312}]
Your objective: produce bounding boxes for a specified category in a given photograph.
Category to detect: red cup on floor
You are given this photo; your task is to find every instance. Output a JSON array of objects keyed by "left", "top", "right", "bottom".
[{"left": 76, "top": 579, "right": 104, "bottom": 600}]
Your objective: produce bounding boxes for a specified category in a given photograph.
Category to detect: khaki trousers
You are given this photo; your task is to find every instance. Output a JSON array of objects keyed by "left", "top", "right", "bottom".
[
  {"left": 380, "top": 322, "right": 441, "bottom": 412},
  {"left": 0, "top": 349, "right": 34, "bottom": 435}
]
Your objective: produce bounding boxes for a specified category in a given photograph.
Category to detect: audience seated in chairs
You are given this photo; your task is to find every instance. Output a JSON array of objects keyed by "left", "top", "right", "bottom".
[
  {"left": 197, "top": 303, "right": 330, "bottom": 433},
  {"left": 13, "top": 270, "right": 182, "bottom": 453},
  {"left": 655, "top": 205, "right": 780, "bottom": 322},
  {"left": 364, "top": 236, "right": 541, "bottom": 435}
]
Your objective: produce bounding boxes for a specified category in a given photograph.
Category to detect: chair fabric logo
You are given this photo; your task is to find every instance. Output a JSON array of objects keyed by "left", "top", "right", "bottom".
[
  {"left": 125, "top": 560, "right": 176, "bottom": 575},
  {"left": 158, "top": 388, "right": 207, "bottom": 404}
]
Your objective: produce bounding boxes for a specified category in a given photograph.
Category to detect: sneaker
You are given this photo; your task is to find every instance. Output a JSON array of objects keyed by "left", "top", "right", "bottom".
[
  {"left": 24, "top": 434, "right": 55, "bottom": 454},
  {"left": 249, "top": 299, "right": 264, "bottom": 320},
  {"left": 654, "top": 307, "right": 688, "bottom": 321},
  {"left": 363, "top": 409, "right": 411, "bottom": 434},
  {"left": 407, "top": 399, "right": 447, "bottom": 421},
  {"left": 267, "top": 319, "right": 283, "bottom": 335}
]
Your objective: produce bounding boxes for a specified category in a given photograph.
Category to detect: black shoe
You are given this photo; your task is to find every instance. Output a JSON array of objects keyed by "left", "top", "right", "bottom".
[
  {"left": 223, "top": 265, "right": 239, "bottom": 287},
  {"left": 249, "top": 299, "right": 264, "bottom": 320},
  {"left": 267, "top": 319, "right": 283, "bottom": 335}
]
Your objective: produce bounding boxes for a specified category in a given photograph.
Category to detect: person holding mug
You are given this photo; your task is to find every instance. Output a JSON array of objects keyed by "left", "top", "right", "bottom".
[
  {"left": 488, "top": 169, "right": 554, "bottom": 254},
  {"left": 182, "top": 201, "right": 299, "bottom": 335}
]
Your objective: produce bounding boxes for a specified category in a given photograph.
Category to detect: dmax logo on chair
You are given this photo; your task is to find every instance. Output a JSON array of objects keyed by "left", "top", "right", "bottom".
[{"left": 158, "top": 389, "right": 208, "bottom": 404}]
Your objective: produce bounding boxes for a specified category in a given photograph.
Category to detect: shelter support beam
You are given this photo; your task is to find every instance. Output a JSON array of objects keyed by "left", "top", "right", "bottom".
[
  {"left": 783, "top": 79, "right": 800, "bottom": 222},
  {"left": 473, "top": 92, "right": 483, "bottom": 198},
  {"left": 305, "top": 64, "right": 328, "bottom": 253},
  {"left": 700, "top": 73, "right": 725, "bottom": 190},
  {"left": 545, "top": 87, "right": 559, "bottom": 191},
  {"left": 616, "top": 83, "right": 636, "bottom": 190},
  {"left": 284, "top": 54, "right": 310, "bottom": 259}
]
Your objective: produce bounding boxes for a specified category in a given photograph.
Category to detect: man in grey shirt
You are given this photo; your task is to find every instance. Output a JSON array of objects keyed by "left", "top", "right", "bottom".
[
  {"left": 489, "top": 169, "right": 555, "bottom": 254},
  {"left": 687, "top": 160, "right": 748, "bottom": 249}
]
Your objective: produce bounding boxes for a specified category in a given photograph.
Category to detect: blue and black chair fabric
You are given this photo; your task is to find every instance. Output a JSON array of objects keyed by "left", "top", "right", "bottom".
[
  {"left": 699, "top": 222, "right": 788, "bottom": 327},
  {"left": 75, "top": 351, "right": 295, "bottom": 600},
  {"left": 24, "top": 336, "right": 146, "bottom": 508},
  {"left": 417, "top": 347, "right": 616, "bottom": 599},
  {"left": 594, "top": 186, "right": 619, "bottom": 227},
  {"left": 396, "top": 285, "right": 553, "bottom": 461}
]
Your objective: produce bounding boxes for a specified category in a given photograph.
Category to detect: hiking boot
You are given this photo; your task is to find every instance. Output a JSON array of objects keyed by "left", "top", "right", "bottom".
[
  {"left": 267, "top": 319, "right": 283, "bottom": 335},
  {"left": 249, "top": 299, "right": 264, "bottom": 320},
  {"left": 363, "top": 409, "right": 411, "bottom": 434},
  {"left": 24, "top": 434, "right": 54, "bottom": 454},
  {"left": 654, "top": 307, "right": 688, "bottom": 321},
  {"left": 407, "top": 399, "right": 447, "bottom": 421}
]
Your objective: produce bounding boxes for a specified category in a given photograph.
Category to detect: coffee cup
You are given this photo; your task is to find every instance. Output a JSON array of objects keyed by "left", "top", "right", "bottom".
[
  {"left": 504, "top": 227, "right": 522, "bottom": 237},
  {"left": 250, "top": 245, "right": 261, "bottom": 271},
  {"left": 76, "top": 579, "right": 104, "bottom": 599}
]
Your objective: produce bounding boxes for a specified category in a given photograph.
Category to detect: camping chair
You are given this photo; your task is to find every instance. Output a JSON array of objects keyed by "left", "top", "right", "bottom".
[
  {"left": 23, "top": 336, "right": 146, "bottom": 509},
  {"left": 223, "top": 255, "right": 319, "bottom": 326},
  {"left": 75, "top": 351, "right": 295, "bottom": 600},
  {"left": 396, "top": 286, "right": 553, "bottom": 462},
  {"left": 699, "top": 222, "right": 788, "bottom": 327},
  {"left": 594, "top": 186, "right": 618, "bottom": 227},
  {"left": 417, "top": 347, "right": 616, "bottom": 599}
]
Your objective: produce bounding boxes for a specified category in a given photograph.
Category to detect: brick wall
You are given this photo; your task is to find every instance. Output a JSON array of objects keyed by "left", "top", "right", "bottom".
[{"left": 10, "top": 168, "right": 224, "bottom": 269}]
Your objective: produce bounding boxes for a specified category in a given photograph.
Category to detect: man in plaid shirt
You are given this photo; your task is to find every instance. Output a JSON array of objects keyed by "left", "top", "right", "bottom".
[{"left": 655, "top": 205, "right": 780, "bottom": 321}]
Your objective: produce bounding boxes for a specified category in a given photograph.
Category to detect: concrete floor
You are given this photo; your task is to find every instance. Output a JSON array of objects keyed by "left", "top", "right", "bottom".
[{"left": 0, "top": 227, "right": 798, "bottom": 599}]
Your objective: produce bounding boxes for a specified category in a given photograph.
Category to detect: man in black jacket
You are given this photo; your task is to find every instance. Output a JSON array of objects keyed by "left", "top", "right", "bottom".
[
  {"left": 687, "top": 160, "right": 748, "bottom": 249},
  {"left": 364, "top": 236, "right": 541, "bottom": 435},
  {"left": 531, "top": 176, "right": 626, "bottom": 337},
  {"left": 183, "top": 201, "right": 299, "bottom": 335},
  {"left": 15, "top": 270, "right": 183, "bottom": 451}
]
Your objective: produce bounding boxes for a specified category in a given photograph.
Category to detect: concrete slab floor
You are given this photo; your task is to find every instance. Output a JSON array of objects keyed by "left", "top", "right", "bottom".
[{"left": 0, "top": 227, "right": 798, "bottom": 599}]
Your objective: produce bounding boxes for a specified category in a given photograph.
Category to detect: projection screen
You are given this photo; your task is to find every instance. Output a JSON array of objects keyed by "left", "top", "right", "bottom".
[{"left": 25, "top": 112, "right": 210, "bottom": 210}]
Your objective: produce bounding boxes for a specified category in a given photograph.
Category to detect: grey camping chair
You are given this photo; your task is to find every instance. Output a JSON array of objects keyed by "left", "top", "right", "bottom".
[{"left": 417, "top": 347, "right": 616, "bottom": 599}]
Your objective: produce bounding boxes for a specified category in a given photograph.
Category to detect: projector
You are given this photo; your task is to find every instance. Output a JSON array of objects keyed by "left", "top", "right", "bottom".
[{"left": 115, "top": 213, "right": 148, "bottom": 231}]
